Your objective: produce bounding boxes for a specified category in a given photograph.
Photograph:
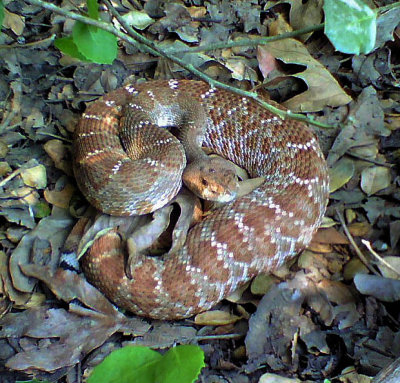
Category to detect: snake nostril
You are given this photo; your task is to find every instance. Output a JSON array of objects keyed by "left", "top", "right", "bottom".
[{"left": 201, "top": 179, "right": 208, "bottom": 186}]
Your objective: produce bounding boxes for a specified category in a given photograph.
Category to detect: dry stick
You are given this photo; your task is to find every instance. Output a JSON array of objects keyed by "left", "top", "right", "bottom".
[
  {"left": 25, "top": 0, "right": 334, "bottom": 130},
  {"left": 0, "top": 33, "right": 56, "bottom": 49},
  {"left": 335, "top": 208, "right": 379, "bottom": 276},
  {"left": 362, "top": 239, "right": 400, "bottom": 278},
  {"left": 347, "top": 152, "right": 393, "bottom": 168}
]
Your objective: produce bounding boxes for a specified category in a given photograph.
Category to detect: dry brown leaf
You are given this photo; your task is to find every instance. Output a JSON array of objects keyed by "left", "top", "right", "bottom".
[
  {"left": 43, "top": 139, "right": 73, "bottom": 176},
  {"left": 348, "top": 222, "right": 372, "bottom": 237},
  {"left": 345, "top": 209, "right": 357, "bottom": 224},
  {"left": 307, "top": 241, "right": 333, "bottom": 253},
  {"left": 9, "top": 209, "right": 74, "bottom": 294},
  {"left": 195, "top": 310, "right": 241, "bottom": 326},
  {"left": 361, "top": 166, "right": 392, "bottom": 196},
  {"left": 3, "top": 9, "right": 25, "bottom": 35},
  {"left": 44, "top": 183, "right": 76, "bottom": 209},
  {"left": 245, "top": 272, "right": 331, "bottom": 374},
  {"left": 259, "top": 39, "right": 352, "bottom": 112},
  {"left": 286, "top": 0, "right": 323, "bottom": 41},
  {"left": 20, "top": 164, "right": 47, "bottom": 189},
  {"left": 250, "top": 273, "right": 278, "bottom": 295},
  {"left": 0, "top": 161, "right": 12, "bottom": 176},
  {"left": 317, "top": 280, "right": 355, "bottom": 305},
  {"left": 343, "top": 258, "right": 369, "bottom": 281},
  {"left": 312, "top": 227, "right": 349, "bottom": 245},
  {"left": 0, "top": 250, "right": 37, "bottom": 308},
  {"left": 0, "top": 262, "right": 150, "bottom": 374},
  {"left": 329, "top": 157, "right": 355, "bottom": 193},
  {"left": 10, "top": 186, "right": 39, "bottom": 206},
  {"left": 332, "top": 302, "right": 361, "bottom": 330}
]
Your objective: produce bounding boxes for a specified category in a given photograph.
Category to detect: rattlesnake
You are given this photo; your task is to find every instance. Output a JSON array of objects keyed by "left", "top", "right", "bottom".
[{"left": 73, "top": 80, "right": 329, "bottom": 319}]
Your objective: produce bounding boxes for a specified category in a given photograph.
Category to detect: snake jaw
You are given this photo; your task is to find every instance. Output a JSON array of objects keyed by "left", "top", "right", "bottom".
[{"left": 200, "top": 185, "right": 237, "bottom": 203}]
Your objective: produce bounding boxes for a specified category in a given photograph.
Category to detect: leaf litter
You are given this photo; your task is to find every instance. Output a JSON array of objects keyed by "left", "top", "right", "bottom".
[{"left": 0, "top": 0, "right": 400, "bottom": 382}]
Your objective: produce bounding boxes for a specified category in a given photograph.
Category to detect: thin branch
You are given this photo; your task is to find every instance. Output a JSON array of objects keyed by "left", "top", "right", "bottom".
[
  {"left": 335, "top": 209, "right": 379, "bottom": 276},
  {"left": 102, "top": 0, "right": 334, "bottom": 130},
  {"left": 0, "top": 33, "right": 56, "bottom": 50},
  {"left": 347, "top": 152, "right": 393, "bottom": 168},
  {"left": 25, "top": 0, "right": 157, "bottom": 55},
  {"left": 0, "top": 167, "right": 23, "bottom": 188},
  {"left": 377, "top": 1, "right": 400, "bottom": 14},
  {"left": 25, "top": 0, "right": 335, "bottom": 129},
  {"left": 169, "top": 23, "right": 325, "bottom": 54},
  {"left": 362, "top": 239, "right": 400, "bottom": 278}
]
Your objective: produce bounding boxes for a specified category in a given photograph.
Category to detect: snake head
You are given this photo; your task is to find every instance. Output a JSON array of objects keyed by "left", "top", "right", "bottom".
[{"left": 182, "top": 156, "right": 240, "bottom": 203}]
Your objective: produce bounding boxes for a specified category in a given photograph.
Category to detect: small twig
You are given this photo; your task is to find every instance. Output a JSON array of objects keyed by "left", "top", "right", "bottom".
[
  {"left": 26, "top": 0, "right": 335, "bottom": 130},
  {"left": 169, "top": 23, "right": 324, "bottom": 54},
  {"left": 0, "top": 167, "right": 23, "bottom": 188},
  {"left": 37, "top": 132, "right": 72, "bottom": 143},
  {"left": 362, "top": 239, "right": 400, "bottom": 278},
  {"left": 25, "top": 0, "right": 156, "bottom": 55},
  {"left": 335, "top": 208, "right": 379, "bottom": 276},
  {"left": 0, "top": 34, "right": 56, "bottom": 50},
  {"left": 195, "top": 333, "right": 243, "bottom": 341},
  {"left": 347, "top": 152, "right": 393, "bottom": 168}
]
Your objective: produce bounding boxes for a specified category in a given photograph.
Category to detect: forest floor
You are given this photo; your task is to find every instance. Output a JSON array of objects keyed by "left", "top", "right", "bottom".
[{"left": 0, "top": 1, "right": 400, "bottom": 383}]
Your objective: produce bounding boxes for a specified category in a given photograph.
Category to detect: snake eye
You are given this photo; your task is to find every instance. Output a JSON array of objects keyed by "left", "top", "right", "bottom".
[{"left": 209, "top": 168, "right": 216, "bottom": 173}]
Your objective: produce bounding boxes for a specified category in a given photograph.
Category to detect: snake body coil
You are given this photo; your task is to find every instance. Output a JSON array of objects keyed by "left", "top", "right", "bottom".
[{"left": 73, "top": 80, "right": 329, "bottom": 319}]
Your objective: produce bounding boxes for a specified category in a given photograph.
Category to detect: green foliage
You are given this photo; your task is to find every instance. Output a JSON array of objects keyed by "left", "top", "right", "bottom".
[
  {"left": 55, "top": 0, "right": 117, "bottom": 64},
  {"left": 324, "top": 0, "right": 377, "bottom": 54},
  {"left": 87, "top": 345, "right": 205, "bottom": 383},
  {"left": 0, "top": 0, "right": 4, "bottom": 28},
  {"left": 87, "top": 0, "right": 99, "bottom": 19}
]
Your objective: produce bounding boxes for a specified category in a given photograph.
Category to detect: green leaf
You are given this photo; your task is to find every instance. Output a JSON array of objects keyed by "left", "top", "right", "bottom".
[
  {"left": 87, "top": 0, "right": 99, "bottom": 20},
  {"left": 88, "top": 345, "right": 205, "bottom": 383},
  {"left": 87, "top": 346, "right": 162, "bottom": 383},
  {"left": 323, "top": 0, "right": 377, "bottom": 54},
  {"left": 72, "top": 21, "right": 117, "bottom": 64},
  {"left": 54, "top": 36, "right": 89, "bottom": 61},
  {"left": 156, "top": 345, "right": 205, "bottom": 383},
  {"left": 0, "top": 0, "right": 4, "bottom": 28}
]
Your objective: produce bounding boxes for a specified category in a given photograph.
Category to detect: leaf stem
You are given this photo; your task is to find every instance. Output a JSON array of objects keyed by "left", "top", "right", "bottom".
[{"left": 376, "top": 1, "right": 400, "bottom": 14}]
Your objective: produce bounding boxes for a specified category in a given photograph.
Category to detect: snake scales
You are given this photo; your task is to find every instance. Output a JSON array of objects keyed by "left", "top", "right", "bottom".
[{"left": 73, "top": 79, "right": 329, "bottom": 319}]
